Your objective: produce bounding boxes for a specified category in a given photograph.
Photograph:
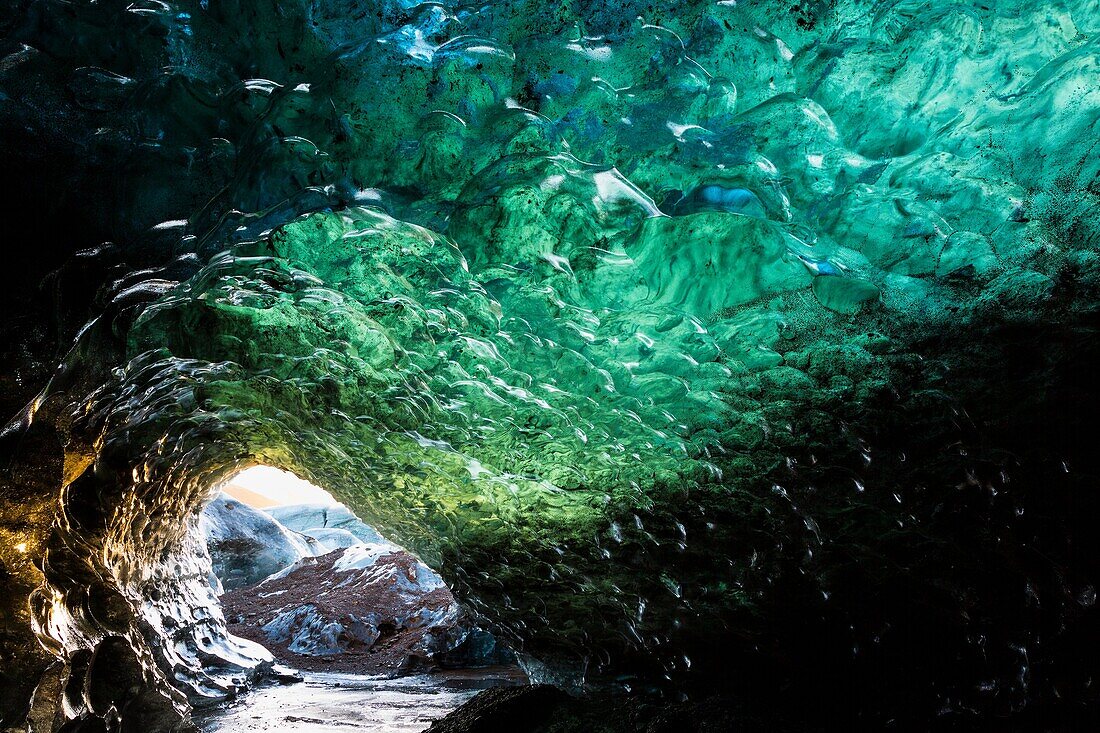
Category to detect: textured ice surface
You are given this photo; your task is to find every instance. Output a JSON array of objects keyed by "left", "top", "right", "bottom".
[
  {"left": 195, "top": 671, "right": 522, "bottom": 733},
  {"left": 2, "top": 0, "right": 1100, "bottom": 729},
  {"left": 266, "top": 503, "right": 390, "bottom": 546},
  {"left": 200, "top": 494, "right": 319, "bottom": 590}
]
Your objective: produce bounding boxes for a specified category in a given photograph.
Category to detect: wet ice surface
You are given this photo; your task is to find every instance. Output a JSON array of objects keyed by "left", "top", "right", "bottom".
[{"left": 195, "top": 668, "right": 525, "bottom": 733}]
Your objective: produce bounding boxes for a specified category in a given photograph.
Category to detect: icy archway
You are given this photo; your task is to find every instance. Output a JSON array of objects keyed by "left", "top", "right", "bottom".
[{"left": 2, "top": 0, "right": 1100, "bottom": 730}]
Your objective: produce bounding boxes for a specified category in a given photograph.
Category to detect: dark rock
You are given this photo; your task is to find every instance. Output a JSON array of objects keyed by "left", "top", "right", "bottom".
[
  {"left": 426, "top": 685, "right": 570, "bottom": 733},
  {"left": 271, "top": 666, "right": 304, "bottom": 684},
  {"left": 221, "top": 545, "right": 513, "bottom": 675},
  {"left": 427, "top": 687, "right": 803, "bottom": 733}
]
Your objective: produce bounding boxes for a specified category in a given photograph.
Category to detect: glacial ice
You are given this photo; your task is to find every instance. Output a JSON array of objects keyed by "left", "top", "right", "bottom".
[{"left": 1, "top": 0, "right": 1099, "bottom": 729}]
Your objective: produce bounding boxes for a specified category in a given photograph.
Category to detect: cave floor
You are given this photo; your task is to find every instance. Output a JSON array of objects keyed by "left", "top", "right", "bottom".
[{"left": 194, "top": 667, "right": 526, "bottom": 732}]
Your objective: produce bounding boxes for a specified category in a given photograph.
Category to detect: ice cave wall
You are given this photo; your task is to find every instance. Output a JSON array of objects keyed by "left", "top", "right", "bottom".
[{"left": 2, "top": 0, "right": 1100, "bottom": 730}]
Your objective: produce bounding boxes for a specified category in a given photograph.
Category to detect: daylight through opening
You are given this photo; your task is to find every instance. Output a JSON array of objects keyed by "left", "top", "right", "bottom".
[{"left": 195, "top": 466, "right": 523, "bottom": 731}]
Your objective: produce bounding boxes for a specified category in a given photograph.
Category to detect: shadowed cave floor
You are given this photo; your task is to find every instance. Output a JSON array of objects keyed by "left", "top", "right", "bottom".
[
  {"left": 196, "top": 679, "right": 806, "bottom": 733},
  {"left": 194, "top": 669, "right": 525, "bottom": 733}
]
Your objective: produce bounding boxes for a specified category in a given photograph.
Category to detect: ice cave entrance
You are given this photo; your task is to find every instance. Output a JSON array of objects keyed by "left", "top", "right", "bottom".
[
  {"left": 197, "top": 465, "right": 523, "bottom": 732},
  {"left": 222, "top": 465, "right": 337, "bottom": 509}
]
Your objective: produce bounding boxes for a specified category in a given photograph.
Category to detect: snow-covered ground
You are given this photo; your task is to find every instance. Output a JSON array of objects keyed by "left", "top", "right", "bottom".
[{"left": 195, "top": 669, "right": 524, "bottom": 733}]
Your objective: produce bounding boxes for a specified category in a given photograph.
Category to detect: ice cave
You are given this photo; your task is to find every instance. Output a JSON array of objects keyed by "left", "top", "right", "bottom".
[
  {"left": 1, "top": 0, "right": 1099, "bottom": 730},
  {"left": 191, "top": 467, "right": 521, "bottom": 731}
]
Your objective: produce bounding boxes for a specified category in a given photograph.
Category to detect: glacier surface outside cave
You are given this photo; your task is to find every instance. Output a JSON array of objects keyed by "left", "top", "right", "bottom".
[{"left": 1, "top": 0, "right": 1100, "bottom": 729}]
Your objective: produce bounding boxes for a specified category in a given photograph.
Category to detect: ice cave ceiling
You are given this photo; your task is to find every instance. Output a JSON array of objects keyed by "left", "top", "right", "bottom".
[{"left": 1, "top": 0, "right": 1100, "bottom": 730}]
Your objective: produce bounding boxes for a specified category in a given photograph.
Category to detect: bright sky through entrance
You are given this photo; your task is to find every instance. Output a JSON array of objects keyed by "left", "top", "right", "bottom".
[{"left": 222, "top": 465, "right": 338, "bottom": 508}]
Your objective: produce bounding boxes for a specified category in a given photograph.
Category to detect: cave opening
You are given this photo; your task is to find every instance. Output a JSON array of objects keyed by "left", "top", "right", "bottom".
[
  {"left": 193, "top": 464, "right": 523, "bottom": 732},
  {"left": 4, "top": 0, "right": 1100, "bottom": 728}
]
